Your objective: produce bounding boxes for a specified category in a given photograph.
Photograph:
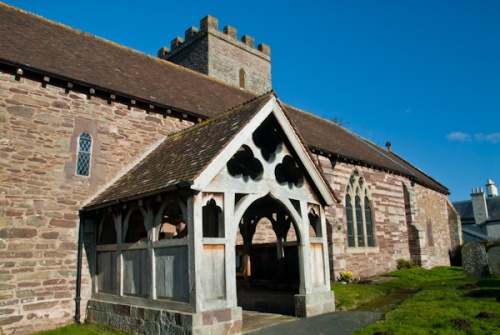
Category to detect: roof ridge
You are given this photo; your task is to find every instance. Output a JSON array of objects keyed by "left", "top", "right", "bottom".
[
  {"left": 349, "top": 132, "right": 415, "bottom": 176},
  {"left": 167, "top": 91, "right": 274, "bottom": 140}
]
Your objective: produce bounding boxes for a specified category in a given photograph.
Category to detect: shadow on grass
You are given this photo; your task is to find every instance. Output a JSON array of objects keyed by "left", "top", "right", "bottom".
[
  {"left": 475, "top": 279, "right": 500, "bottom": 288},
  {"left": 464, "top": 289, "right": 500, "bottom": 299}
]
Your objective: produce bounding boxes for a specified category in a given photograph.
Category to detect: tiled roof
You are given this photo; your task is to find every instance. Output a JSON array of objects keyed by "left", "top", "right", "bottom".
[
  {"left": 85, "top": 94, "right": 273, "bottom": 209},
  {"left": 0, "top": 4, "right": 254, "bottom": 117},
  {"left": 0, "top": 3, "right": 449, "bottom": 195},
  {"left": 285, "top": 106, "right": 448, "bottom": 193}
]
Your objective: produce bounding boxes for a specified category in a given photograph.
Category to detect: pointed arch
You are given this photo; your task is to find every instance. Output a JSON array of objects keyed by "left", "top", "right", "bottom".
[{"left": 344, "top": 168, "right": 375, "bottom": 248}]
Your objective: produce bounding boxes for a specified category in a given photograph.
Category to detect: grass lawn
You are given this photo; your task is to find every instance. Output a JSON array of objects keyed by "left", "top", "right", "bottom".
[
  {"left": 33, "top": 266, "right": 499, "bottom": 335},
  {"left": 33, "top": 323, "right": 133, "bottom": 335},
  {"left": 350, "top": 266, "right": 500, "bottom": 335}
]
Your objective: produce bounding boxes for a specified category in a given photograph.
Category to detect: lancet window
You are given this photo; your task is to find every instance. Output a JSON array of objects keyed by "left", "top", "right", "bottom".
[
  {"left": 76, "top": 132, "right": 92, "bottom": 176},
  {"left": 345, "top": 170, "right": 375, "bottom": 248}
]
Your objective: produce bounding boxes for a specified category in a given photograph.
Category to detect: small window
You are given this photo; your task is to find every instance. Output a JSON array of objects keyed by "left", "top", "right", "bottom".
[
  {"left": 308, "top": 206, "right": 322, "bottom": 237},
  {"left": 203, "top": 198, "right": 223, "bottom": 238},
  {"left": 239, "top": 68, "right": 246, "bottom": 89},
  {"left": 76, "top": 132, "right": 92, "bottom": 176},
  {"left": 427, "top": 218, "right": 434, "bottom": 247}
]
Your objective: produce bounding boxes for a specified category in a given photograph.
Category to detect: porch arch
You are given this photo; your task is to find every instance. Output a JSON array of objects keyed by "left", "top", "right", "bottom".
[{"left": 232, "top": 193, "right": 304, "bottom": 315}]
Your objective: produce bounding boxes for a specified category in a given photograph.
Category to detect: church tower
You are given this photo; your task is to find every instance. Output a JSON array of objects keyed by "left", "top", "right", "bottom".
[{"left": 158, "top": 16, "right": 271, "bottom": 96}]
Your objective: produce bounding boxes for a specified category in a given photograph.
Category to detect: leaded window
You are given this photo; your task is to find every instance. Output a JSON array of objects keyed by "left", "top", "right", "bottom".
[
  {"left": 346, "top": 195, "right": 355, "bottom": 247},
  {"left": 345, "top": 170, "right": 375, "bottom": 248},
  {"left": 76, "top": 132, "right": 91, "bottom": 176}
]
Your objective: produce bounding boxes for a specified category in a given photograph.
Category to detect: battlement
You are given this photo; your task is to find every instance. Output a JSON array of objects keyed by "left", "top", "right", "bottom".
[{"left": 158, "top": 15, "right": 271, "bottom": 59}]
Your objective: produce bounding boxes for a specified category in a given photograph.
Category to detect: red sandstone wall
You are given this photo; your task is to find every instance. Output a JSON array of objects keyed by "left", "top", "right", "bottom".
[
  {"left": 0, "top": 72, "right": 191, "bottom": 334},
  {"left": 315, "top": 155, "right": 455, "bottom": 280}
]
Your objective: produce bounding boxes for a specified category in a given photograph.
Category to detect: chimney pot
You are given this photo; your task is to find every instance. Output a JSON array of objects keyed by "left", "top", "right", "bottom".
[
  {"left": 385, "top": 141, "right": 392, "bottom": 151},
  {"left": 486, "top": 179, "right": 498, "bottom": 197}
]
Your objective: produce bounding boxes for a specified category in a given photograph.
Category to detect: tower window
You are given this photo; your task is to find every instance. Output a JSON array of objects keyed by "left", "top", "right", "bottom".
[
  {"left": 76, "top": 132, "right": 92, "bottom": 176},
  {"left": 239, "top": 68, "right": 246, "bottom": 89}
]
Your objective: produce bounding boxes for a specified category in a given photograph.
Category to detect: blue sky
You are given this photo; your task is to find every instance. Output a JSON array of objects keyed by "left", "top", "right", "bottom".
[{"left": 3, "top": 0, "right": 499, "bottom": 202}]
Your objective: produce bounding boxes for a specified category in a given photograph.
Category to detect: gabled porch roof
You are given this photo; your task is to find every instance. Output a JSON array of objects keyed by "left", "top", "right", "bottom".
[{"left": 84, "top": 92, "right": 339, "bottom": 210}]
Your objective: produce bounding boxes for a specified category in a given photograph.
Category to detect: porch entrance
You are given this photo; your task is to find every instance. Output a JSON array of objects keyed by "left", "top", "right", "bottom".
[{"left": 235, "top": 195, "right": 301, "bottom": 315}]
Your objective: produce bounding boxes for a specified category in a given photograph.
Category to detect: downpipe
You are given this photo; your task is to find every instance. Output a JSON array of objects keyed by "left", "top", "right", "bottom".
[{"left": 74, "top": 210, "right": 85, "bottom": 324}]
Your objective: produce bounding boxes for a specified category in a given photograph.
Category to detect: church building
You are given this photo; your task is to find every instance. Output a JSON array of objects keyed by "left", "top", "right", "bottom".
[{"left": 0, "top": 4, "right": 461, "bottom": 335}]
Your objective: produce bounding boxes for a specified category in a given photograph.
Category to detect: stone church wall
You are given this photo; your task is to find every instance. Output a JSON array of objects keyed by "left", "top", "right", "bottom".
[
  {"left": 0, "top": 70, "right": 192, "bottom": 334},
  {"left": 315, "top": 155, "right": 456, "bottom": 280}
]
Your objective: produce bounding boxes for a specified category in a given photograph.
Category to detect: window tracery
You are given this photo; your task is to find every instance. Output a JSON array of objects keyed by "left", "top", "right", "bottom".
[{"left": 345, "top": 170, "right": 375, "bottom": 248}]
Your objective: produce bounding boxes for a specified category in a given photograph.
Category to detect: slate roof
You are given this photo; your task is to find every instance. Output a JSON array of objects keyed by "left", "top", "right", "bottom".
[
  {"left": 453, "top": 197, "right": 500, "bottom": 225},
  {"left": 85, "top": 94, "right": 274, "bottom": 208},
  {"left": 0, "top": 3, "right": 449, "bottom": 195}
]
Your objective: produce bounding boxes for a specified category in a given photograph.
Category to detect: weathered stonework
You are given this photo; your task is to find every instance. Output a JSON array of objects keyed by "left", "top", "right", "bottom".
[
  {"left": 0, "top": 72, "right": 192, "bottom": 334},
  {"left": 314, "top": 155, "right": 459, "bottom": 280},
  {"left": 161, "top": 16, "right": 272, "bottom": 96},
  {"left": 88, "top": 300, "right": 242, "bottom": 335}
]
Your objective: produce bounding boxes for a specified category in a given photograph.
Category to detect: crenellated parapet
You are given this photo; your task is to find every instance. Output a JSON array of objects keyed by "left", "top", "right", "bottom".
[{"left": 158, "top": 15, "right": 271, "bottom": 59}]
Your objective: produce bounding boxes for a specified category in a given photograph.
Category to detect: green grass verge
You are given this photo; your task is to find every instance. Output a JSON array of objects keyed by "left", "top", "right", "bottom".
[
  {"left": 33, "top": 323, "right": 133, "bottom": 335},
  {"left": 33, "top": 267, "right": 500, "bottom": 335},
  {"left": 350, "top": 266, "right": 500, "bottom": 335}
]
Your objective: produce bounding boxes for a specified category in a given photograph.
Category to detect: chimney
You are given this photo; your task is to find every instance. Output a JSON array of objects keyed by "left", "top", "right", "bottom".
[
  {"left": 486, "top": 179, "right": 498, "bottom": 197},
  {"left": 471, "top": 188, "right": 489, "bottom": 224}
]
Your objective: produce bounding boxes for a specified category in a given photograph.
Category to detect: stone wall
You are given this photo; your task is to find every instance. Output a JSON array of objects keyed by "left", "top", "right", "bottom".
[
  {"left": 207, "top": 32, "right": 271, "bottom": 95},
  {"left": 0, "top": 71, "right": 192, "bottom": 335},
  {"left": 88, "top": 300, "right": 242, "bottom": 335},
  {"left": 163, "top": 17, "right": 272, "bottom": 96},
  {"left": 314, "top": 155, "right": 456, "bottom": 280},
  {"left": 414, "top": 184, "right": 460, "bottom": 268}
]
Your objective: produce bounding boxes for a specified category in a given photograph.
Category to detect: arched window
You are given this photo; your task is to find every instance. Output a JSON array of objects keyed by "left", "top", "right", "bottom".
[
  {"left": 202, "top": 198, "right": 223, "bottom": 238},
  {"left": 239, "top": 68, "right": 246, "bottom": 89},
  {"left": 124, "top": 209, "right": 147, "bottom": 243},
  {"left": 355, "top": 195, "right": 364, "bottom": 247},
  {"left": 345, "top": 194, "right": 355, "bottom": 247},
  {"left": 344, "top": 170, "right": 375, "bottom": 248},
  {"left": 364, "top": 196, "right": 374, "bottom": 247},
  {"left": 98, "top": 213, "right": 117, "bottom": 245},
  {"left": 76, "top": 132, "right": 91, "bottom": 176}
]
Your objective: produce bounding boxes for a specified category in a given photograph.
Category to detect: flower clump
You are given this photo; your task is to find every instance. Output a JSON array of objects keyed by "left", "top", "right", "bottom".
[{"left": 338, "top": 271, "right": 360, "bottom": 283}]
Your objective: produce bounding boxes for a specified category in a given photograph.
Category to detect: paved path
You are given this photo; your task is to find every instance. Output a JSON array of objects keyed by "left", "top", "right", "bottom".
[
  {"left": 244, "top": 310, "right": 383, "bottom": 335},
  {"left": 243, "top": 285, "right": 416, "bottom": 334}
]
